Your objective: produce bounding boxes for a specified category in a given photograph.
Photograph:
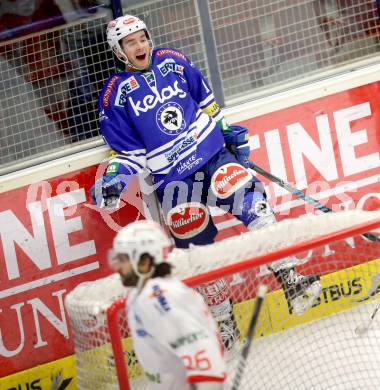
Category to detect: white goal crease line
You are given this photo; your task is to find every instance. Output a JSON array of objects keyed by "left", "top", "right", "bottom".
[
  {"left": 0, "top": 261, "right": 100, "bottom": 299},
  {"left": 214, "top": 173, "right": 380, "bottom": 230}
]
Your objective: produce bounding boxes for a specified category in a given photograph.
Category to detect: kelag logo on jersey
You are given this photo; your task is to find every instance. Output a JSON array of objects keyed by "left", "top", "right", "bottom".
[
  {"left": 128, "top": 80, "right": 187, "bottom": 116},
  {"left": 156, "top": 102, "right": 186, "bottom": 135},
  {"left": 158, "top": 58, "right": 184, "bottom": 77},
  {"left": 115, "top": 76, "right": 139, "bottom": 106}
]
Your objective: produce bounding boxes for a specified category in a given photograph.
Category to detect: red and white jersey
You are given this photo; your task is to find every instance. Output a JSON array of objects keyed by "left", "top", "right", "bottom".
[{"left": 126, "top": 277, "right": 228, "bottom": 389}]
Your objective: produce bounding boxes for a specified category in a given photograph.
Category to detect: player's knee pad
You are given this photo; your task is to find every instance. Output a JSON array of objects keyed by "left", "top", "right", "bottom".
[
  {"left": 238, "top": 189, "right": 276, "bottom": 230},
  {"left": 166, "top": 202, "right": 217, "bottom": 248},
  {"left": 196, "top": 278, "right": 232, "bottom": 321},
  {"left": 210, "top": 162, "right": 252, "bottom": 201}
]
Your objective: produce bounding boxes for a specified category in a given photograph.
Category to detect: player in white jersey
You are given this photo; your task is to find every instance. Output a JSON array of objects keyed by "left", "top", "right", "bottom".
[
  {"left": 92, "top": 13, "right": 322, "bottom": 355},
  {"left": 109, "top": 220, "right": 228, "bottom": 390}
]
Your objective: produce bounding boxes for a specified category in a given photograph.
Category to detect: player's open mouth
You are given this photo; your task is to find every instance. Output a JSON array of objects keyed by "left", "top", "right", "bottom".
[{"left": 136, "top": 53, "right": 146, "bottom": 61}]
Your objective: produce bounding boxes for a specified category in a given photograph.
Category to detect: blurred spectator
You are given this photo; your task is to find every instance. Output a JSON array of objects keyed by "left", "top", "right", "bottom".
[
  {"left": 0, "top": 0, "right": 101, "bottom": 41},
  {"left": 61, "top": 0, "right": 100, "bottom": 19},
  {"left": 0, "top": 0, "right": 65, "bottom": 41},
  {"left": 0, "top": 0, "right": 105, "bottom": 147},
  {"left": 59, "top": 0, "right": 106, "bottom": 141},
  {"left": 0, "top": 54, "right": 69, "bottom": 166}
]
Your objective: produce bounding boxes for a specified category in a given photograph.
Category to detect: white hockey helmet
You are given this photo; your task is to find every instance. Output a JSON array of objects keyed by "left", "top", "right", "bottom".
[
  {"left": 106, "top": 14, "right": 153, "bottom": 66},
  {"left": 111, "top": 220, "right": 172, "bottom": 277}
]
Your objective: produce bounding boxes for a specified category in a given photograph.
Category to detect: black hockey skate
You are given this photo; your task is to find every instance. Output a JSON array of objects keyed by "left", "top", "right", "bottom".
[
  {"left": 217, "top": 310, "right": 241, "bottom": 360},
  {"left": 274, "top": 268, "right": 322, "bottom": 315}
]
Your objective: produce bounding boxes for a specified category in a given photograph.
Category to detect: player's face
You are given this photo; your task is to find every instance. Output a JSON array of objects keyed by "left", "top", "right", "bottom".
[
  {"left": 121, "top": 30, "right": 150, "bottom": 70},
  {"left": 114, "top": 254, "right": 139, "bottom": 287}
]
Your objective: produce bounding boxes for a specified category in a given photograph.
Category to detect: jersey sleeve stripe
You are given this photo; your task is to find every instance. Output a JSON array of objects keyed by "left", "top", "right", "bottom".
[
  {"left": 198, "top": 93, "right": 215, "bottom": 108},
  {"left": 213, "top": 111, "right": 224, "bottom": 122},
  {"left": 196, "top": 115, "right": 214, "bottom": 140},
  {"left": 120, "top": 148, "right": 147, "bottom": 155},
  {"left": 112, "top": 157, "right": 145, "bottom": 172},
  {"left": 149, "top": 143, "right": 196, "bottom": 174},
  {"left": 187, "top": 374, "right": 226, "bottom": 384},
  {"left": 146, "top": 113, "right": 210, "bottom": 171},
  {"left": 146, "top": 132, "right": 187, "bottom": 159},
  {"left": 113, "top": 154, "right": 146, "bottom": 167},
  {"left": 148, "top": 121, "right": 216, "bottom": 175},
  {"left": 116, "top": 152, "right": 146, "bottom": 160}
]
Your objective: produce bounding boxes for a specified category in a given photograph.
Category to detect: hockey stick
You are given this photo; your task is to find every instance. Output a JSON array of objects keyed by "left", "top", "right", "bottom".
[
  {"left": 231, "top": 284, "right": 267, "bottom": 390},
  {"left": 249, "top": 162, "right": 380, "bottom": 245},
  {"left": 355, "top": 301, "right": 380, "bottom": 336}
]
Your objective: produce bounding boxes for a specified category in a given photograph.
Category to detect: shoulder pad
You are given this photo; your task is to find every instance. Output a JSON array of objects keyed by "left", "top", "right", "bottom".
[{"left": 155, "top": 48, "right": 188, "bottom": 62}]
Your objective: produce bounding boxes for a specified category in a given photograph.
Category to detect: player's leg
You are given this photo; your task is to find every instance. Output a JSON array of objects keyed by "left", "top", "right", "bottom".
[
  {"left": 157, "top": 177, "right": 240, "bottom": 355},
  {"left": 157, "top": 174, "right": 217, "bottom": 248},
  {"left": 241, "top": 182, "right": 322, "bottom": 315},
  {"left": 207, "top": 148, "right": 321, "bottom": 315},
  {"left": 195, "top": 279, "right": 240, "bottom": 356}
]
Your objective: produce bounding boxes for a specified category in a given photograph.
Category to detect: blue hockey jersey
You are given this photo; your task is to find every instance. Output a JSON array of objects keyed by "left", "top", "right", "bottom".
[{"left": 98, "top": 48, "right": 225, "bottom": 188}]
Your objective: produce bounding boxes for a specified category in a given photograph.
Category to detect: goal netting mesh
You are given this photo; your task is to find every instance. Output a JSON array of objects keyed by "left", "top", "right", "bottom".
[{"left": 65, "top": 210, "right": 380, "bottom": 389}]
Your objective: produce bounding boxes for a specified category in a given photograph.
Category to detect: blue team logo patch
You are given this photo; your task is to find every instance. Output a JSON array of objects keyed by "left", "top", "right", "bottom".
[
  {"left": 115, "top": 76, "right": 140, "bottom": 107},
  {"left": 158, "top": 58, "right": 184, "bottom": 77},
  {"left": 156, "top": 102, "right": 186, "bottom": 136},
  {"left": 150, "top": 284, "right": 171, "bottom": 313}
]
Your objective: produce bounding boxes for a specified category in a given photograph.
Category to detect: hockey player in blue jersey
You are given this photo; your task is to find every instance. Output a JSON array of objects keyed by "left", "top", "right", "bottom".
[{"left": 92, "top": 14, "right": 322, "bottom": 353}]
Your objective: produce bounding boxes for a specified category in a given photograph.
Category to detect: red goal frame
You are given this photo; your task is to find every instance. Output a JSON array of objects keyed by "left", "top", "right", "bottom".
[{"left": 107, "top": 216, "right": 380, "bottom": 390}]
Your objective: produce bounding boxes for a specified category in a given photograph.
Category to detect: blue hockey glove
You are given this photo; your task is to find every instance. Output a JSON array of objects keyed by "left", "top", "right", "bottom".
[
  {"left": 223, "top": 125, "right": 251, "bottom": 168},
  {"left": 90, "top": 162, "right": 131, "bottom": 209}
]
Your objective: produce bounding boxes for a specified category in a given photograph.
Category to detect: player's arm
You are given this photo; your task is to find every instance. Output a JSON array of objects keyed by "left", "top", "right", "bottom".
[
  {"left": 177, "top": 52, "right": 227, "bottom": 132},
  {"left": 180, "top": 54, "right": 251, "bottom": 168},
  {"left": 92, "top": 80, "right": 147, "bottom": 208}
]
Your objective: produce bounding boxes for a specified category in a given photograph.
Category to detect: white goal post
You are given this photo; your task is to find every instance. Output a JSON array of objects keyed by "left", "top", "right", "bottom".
[{"left": 65, "top": 210, "right": 380, "bottom": 389}]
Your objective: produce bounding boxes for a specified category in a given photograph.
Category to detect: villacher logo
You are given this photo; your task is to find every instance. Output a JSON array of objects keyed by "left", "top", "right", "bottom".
[
  {"left": 211, "top": 163, "right": 252, "bottom": 199},
  {"left": 167, "top": 202, "right": 209, "bottom": 239}
]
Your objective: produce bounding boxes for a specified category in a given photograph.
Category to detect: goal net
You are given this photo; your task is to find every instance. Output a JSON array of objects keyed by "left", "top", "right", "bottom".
[{"left": 65, "top": 210, "right": 380, "bottom": 389}]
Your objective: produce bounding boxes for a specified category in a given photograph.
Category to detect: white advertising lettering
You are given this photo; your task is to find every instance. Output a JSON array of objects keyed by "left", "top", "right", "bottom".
[
  {"left": 176, "top": 155, "right": 203, "bottom": 175},
  {"left": 0, "top": 290, "right": 68, "bottom": 357},
  {"left": 0, "top": 189, "right": 96, "bottom": 280},
  {"left": 128, "top": 80, "right": 187, "bottom": 116},
  {"left": 0, "top": 187, "right": 98, "bottom": 361},
  {"left": 1, "top": 82, "right": 379, "bottom": 376},
  {"left": 165, "top": 133, "right": 197, "bottom": 163},
  {"left": 252, "top": 102, "right": 380, "bottom": 198}
]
